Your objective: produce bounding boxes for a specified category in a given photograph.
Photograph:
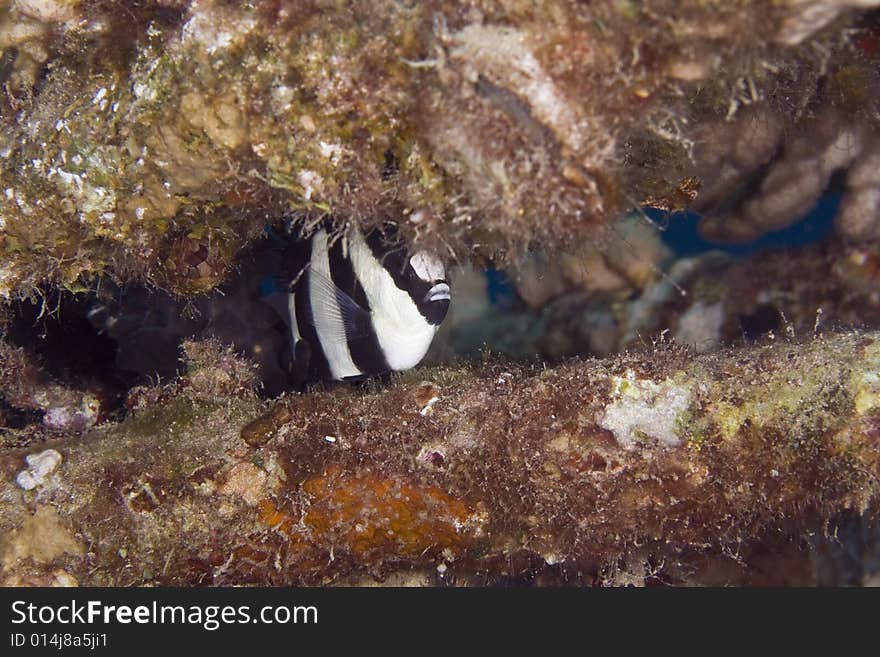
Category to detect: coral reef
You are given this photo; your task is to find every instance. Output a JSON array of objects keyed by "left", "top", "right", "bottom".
[
  {"left": 693, "top": 108, "right": 875, "bottom": 243},
  {"left": 837, "top": 136, "right": 880, "bottom": 241},
  {"left": 14, "top": 447, "right": 61, "bottom": 490},
  {"left": 509, "top": 213, "right": 672, "bottom": 310},
  {"left": 1, "top": 331, "right": 879, "bottom": 586},
  {"left": 1, "top": 1, "right": 879, "bottom": 299},
  {"left": 445, "top": 235, "right": 880, "bottom": 364},
  {"left": 0, "top": 340, "right": 100, "bottom": 436},
  {"left": 3, "top": 0, "right": 880, "bottom": 589}
]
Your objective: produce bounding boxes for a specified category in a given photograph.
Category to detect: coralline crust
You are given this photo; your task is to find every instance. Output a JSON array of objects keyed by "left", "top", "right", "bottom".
[
  {"left": 1, "top": 1, "right": 878, "bottom": 299},
  {"left": 0, "top": 331, "right": 878, "bottom": 586}
]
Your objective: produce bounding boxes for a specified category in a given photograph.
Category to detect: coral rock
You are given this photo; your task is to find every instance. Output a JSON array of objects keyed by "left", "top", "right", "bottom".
[
  {"left": 0, "top": 332, "right": 879, "bottom": 585},
  {"left": 15, "top": 448, "right": 62, "bottom": 490}
]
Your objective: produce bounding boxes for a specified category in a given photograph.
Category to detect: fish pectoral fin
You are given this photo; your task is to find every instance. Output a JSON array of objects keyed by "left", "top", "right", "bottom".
[{"left": 306, "top": 268, "right": 371, "bottom": 344}]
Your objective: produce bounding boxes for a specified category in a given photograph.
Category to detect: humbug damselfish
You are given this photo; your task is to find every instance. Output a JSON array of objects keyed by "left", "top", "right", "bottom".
[{"left": 273, "top": 221, "right": 451, "bottom": 388}]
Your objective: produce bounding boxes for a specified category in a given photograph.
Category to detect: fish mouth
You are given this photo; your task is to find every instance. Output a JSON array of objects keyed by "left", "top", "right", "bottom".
[{"left": 425, "top": 282, "right": 451, "bottom": 303}]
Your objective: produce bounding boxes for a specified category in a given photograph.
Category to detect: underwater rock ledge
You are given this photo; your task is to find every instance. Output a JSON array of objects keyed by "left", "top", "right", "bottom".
[
  {"left": 1, "top": 331, "right": 879, "bottom": 586},
  {"left": 2, "top": 0, "right": 880, "bottom": 298}
]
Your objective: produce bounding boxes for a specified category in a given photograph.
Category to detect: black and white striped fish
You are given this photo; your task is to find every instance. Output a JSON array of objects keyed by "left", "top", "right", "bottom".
[{"left": 277, "top": 222, "right": 451, "bottom": 386}]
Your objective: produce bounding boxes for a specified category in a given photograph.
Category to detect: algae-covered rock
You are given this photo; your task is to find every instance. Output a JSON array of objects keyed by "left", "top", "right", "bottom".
[
  {"left": 0, "top": 340, "right": 101, "bottom": 435},
  {"left": 1, "top": 1, "right": 879, "bottom": 299},
  {"left": 1, "top": 331, "right": 879, "bottom": 586}
]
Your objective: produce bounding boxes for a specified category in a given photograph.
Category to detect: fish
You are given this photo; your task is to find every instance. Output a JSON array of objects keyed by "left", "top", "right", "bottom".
[{"left": 275, "top": 221, "right": 451, "bottom": 387}]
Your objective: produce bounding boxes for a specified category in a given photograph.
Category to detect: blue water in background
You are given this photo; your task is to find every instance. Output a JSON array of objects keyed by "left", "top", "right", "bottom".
[
  {"left": 485, "top": 267, "right": 515, "bottom": 309},
  {"left": 483, "top": 191, "right": 842, "bottom": 307},
  {"left": 654, "top": 192, "right": 841, "bottom": 257},
  {"left": 258, "top": 193, "right": 843, "bottom": 308}
]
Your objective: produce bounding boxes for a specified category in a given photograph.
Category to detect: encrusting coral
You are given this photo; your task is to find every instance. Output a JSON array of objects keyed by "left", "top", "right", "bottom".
[
  {"left": 1, "top": 331, "right": 879, "bottom": 586},
  {"left": 1, "top": 0, "right": 880, "bottom": 299}
]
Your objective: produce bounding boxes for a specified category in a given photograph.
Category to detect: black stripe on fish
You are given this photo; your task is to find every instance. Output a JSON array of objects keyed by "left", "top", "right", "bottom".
[
  {"left": 276, "top": 220, "right": 448, "bottom": 387},
  {"left": 327, "top": 236, "right": 389, "bottom": 377},
  {"left": 364, "top": 225, "right": 449, "bottom": 326},
  {"left": 290, "top": 236, "right": 335, "bottom": 385}
]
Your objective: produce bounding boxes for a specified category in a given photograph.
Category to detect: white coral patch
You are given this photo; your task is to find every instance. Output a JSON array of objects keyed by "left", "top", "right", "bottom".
[
  {"left": 777, "top": 0, "right": 880, "bottom": 45},
  {"left": 598, "top": 371, "right": 691, "bottom": 449},
  {"left": 297, "top": 170, "right": 323, "bottom": 201},
  {"left": 181, "top": 7, "right": 257, "bottom": 55},
  {"left": 0, "top": 264, "right": 18, "bottom": 299},
  {"left": 15, "top": 449, "right": 63, "bottom": 491},
  {"left": 13, "top": 0, "right": 79, "bottom": 23},
  {"left": 318, "top": 140, "right": 346, "bottom": 165}
]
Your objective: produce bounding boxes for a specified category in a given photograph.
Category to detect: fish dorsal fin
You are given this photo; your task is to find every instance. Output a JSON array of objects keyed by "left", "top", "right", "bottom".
[{"left": 305, "top": 266, "right": 371, "bottom": 345}]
